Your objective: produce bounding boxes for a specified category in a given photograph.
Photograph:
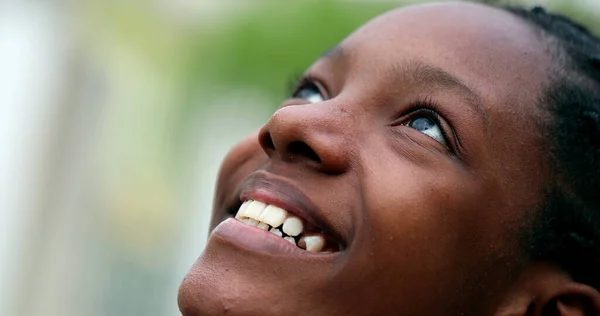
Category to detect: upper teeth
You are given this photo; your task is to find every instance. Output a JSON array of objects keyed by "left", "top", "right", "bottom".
[
  {"left": 235, "top": 199, "right": 330, "bottom": 253},
  {"left": 281, "top": 216, "right": 303, "bottom": 236}
]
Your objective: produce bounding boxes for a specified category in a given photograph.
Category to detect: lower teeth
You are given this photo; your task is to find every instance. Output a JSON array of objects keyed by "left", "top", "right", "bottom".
[
  {"left": 269, "top": 227, "right": 283, "bottom": 237},
  {"left": 256, "top": 222, "right": 269, "bottom": 231},
  {"left": 238, "top": 219, "right": 329, "bottom": 253},
  {"left": 234, "top": 200, "right": 336, "bottom": 253},
  {"left": 298, "top": 235, "right": 326, "bottom": 252}
]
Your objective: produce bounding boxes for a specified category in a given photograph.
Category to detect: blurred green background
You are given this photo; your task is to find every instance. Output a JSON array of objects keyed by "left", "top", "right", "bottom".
[{"left": 1, "top": 1, "right": 598, "bottom": 315}]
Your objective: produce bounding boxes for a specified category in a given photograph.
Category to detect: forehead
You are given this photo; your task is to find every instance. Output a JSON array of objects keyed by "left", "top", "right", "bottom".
[{"left": 331, "top": 2, "right": 551, "bottom": 109}]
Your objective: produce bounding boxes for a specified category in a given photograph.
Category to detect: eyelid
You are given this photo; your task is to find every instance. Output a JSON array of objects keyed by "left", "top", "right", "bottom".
[{"left": 290, "top": 75, "right": 330, "bottom": 101}]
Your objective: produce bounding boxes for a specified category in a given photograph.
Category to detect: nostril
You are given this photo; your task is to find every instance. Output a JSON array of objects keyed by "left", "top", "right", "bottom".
[
  {"left": 288, "top": 141, "right": 321, "bottom": 163},
  {"left": 259, "top": 129, "right": 276, "bottom": 154}
]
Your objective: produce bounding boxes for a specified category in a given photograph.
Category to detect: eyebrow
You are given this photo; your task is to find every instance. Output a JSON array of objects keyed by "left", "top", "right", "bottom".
[
  {"left": 392, "top": 62, "right": 489, "bottom": 125},
  {"left": 319, "top": 45, "right": 489, "bottom": 122},
  {"left": 318, "top": 47, "right": 489, "bottom": 125},
  {"left": 319, "top": 45, "right": 344, "bottom": 60}
]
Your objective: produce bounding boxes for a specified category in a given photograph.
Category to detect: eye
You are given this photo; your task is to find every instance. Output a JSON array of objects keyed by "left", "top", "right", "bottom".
[
  {"left": 292, "top": 81, "right": 325, "bottom": 104},
  {"left": 406, "top": 112, "right": 447, "bottom": 146}
]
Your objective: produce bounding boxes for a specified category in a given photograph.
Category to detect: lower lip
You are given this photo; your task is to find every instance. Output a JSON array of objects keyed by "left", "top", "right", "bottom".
[{"left": 212, "top": 218, "right": 337, "bottom": 258}]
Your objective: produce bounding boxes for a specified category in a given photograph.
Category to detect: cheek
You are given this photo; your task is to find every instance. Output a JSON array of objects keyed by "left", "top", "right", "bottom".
[
  {"left": 361, "top": 163, "right": 486, "bottom": 269},
  {"left": 211, "top": 131, "right": 267, "bottom": 223},
  {"left": 346, "top": 156, "right": 520, "bottom": 313},
  {"left": 217, "top": 130, "right": 264, "bottom": 175}
]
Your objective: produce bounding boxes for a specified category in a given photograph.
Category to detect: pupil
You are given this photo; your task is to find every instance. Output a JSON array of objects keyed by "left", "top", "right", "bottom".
[{"left": 410, "top": 117, "right": 434, "bottom": 131}]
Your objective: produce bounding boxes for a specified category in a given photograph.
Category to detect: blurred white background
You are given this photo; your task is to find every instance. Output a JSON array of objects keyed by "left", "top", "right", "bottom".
[{"left": 1, "top": 1, "right": 598, "bottom": 315}]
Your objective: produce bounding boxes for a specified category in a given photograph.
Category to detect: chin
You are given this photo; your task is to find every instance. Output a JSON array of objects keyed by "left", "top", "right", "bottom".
[{"left": 178, "top": 221, "right": 344, "bottom": 316}]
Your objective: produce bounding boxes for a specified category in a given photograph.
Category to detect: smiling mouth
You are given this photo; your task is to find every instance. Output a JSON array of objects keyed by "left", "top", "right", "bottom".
[{"left": 234, "top": 199, "right": 341, "bottom": 253}]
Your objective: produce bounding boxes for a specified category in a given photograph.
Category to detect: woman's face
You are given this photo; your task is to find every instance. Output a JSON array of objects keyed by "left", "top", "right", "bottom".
[{"left": 179, "top": 2, "right": 553, "bottom": 316}]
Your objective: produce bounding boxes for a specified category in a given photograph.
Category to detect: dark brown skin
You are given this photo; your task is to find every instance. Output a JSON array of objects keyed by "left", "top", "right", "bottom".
[{"left": 178, "top": 2, "right": 600, "bottom": 315}]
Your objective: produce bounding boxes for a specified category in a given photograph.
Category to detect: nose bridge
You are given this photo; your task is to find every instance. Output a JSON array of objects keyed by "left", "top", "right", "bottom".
[
  {"left": 260, "top": 102, "right": 355, "bottom": 173},
  {"left": 276, "top": 102, "right": 352, "bottom": 137}
]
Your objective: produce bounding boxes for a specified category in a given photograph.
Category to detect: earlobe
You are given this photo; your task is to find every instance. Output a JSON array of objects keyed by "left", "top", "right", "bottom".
[
  {"left": 543, "top": 283, "right": 600, "bottom": 316},
  {"left": 494, "top": 263, "right": 600, "bottom": 316}
]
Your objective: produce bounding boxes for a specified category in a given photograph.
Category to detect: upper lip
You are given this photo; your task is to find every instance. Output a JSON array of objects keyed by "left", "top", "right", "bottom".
[{"left": 235, "top": 170, "right": 345, "bottom": 247}]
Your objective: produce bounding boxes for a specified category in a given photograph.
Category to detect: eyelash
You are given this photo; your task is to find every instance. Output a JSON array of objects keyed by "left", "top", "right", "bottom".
[
  {"left": 407, "top": 99, "right": 444, "bottom": 126},
  {"left": 288, "top": 74, "right": 327, "bottom": 100},
  {"left": 286, "top": 72, "right": 304, "bottom": 97}
]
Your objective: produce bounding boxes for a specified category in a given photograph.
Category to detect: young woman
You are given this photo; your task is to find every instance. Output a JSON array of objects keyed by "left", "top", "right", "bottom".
[{"left": 178, "top": 2, "right": 600, "bottom": 315}]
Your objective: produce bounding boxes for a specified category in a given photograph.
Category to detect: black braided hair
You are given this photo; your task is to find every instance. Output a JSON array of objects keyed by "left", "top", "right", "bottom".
[{"left": 502, "top": 5, "right": 600, "bottom": 290}]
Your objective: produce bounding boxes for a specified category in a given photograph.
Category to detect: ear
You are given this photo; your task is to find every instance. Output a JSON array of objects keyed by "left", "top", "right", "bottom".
[
  {"left": 544, "top": 283, "right": 600, "bottom": 316},
  {"left": 495, "top": 262, "right": 600, "bottom": 316}
]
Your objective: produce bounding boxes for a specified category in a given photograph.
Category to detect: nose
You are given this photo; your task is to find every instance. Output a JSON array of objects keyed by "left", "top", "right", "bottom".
[{"left": 258, "top": 104, "right": 353, "bottom": 174}]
